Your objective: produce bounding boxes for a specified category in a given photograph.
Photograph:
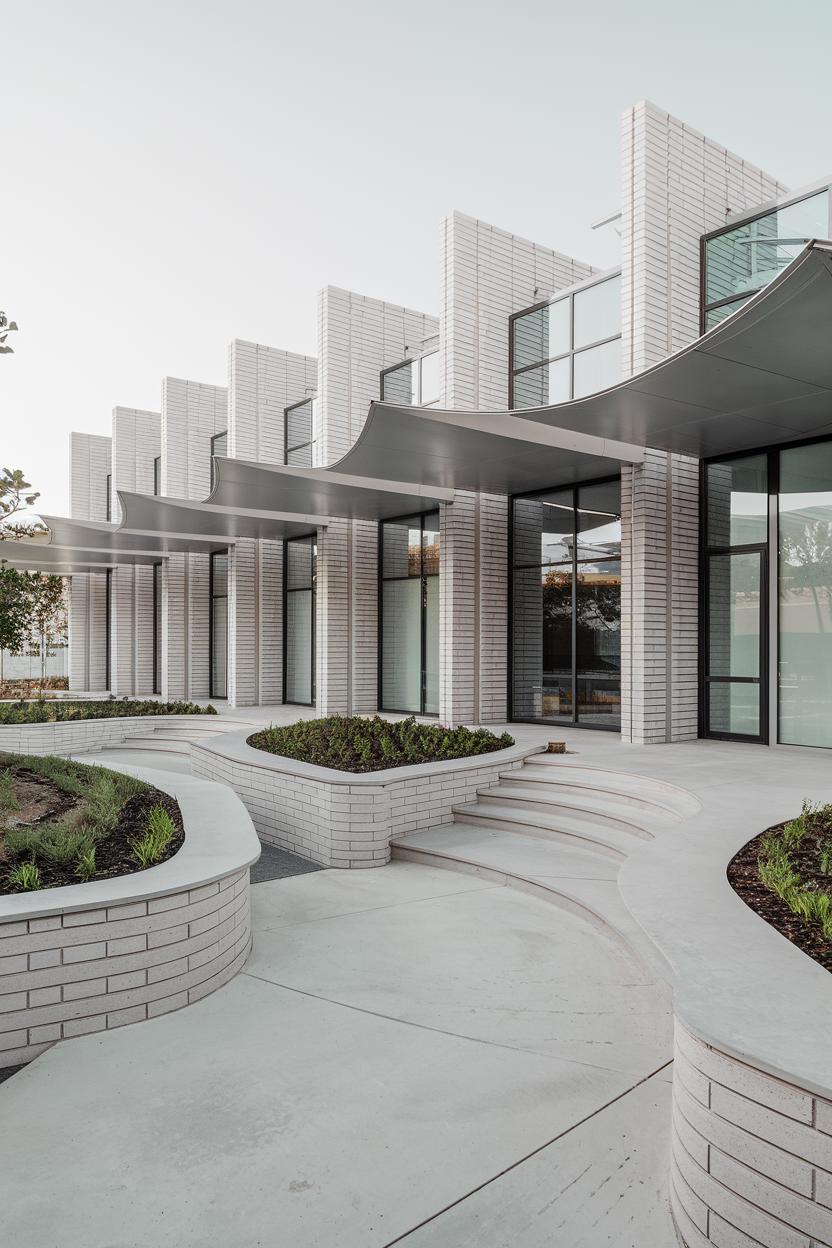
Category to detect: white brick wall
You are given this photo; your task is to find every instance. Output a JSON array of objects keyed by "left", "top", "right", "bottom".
[
  {"left": 671, "top": 1021, "right": 832, "bottom": 1248},
  {"left": 68, "top": 432, "right": 112, "bottom": 692},
  {"left": 437, "top": 213, "right": 594, "bottom": 723},
  {"left": 191, "top": 735, "right": 535, "bottom": 868},
  {"left": 160, "top": 378, "right": 227, "bottom": 701},
  {"left": 0, "top": 870, "right": 251, "bottom": 1066},
  {"left": 110, "top": 407, "right": 161, "bottom": 696},
  {"left": 619, "top": 102, "right": 786, "bottom": 743},
  {"left": 225, "top": 341, "right": 316, "bottom": 707}
]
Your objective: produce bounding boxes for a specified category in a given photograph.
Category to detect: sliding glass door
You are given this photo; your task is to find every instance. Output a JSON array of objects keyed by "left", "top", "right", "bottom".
[
  {"left": 379, "top": 512, "right": 439, "bottom": 715},
  {"left": 284, "top": 536, "right": 316, "bottom": 706},
  {"left": 511, "top": 480, "right": 621, "bottom": 728}
]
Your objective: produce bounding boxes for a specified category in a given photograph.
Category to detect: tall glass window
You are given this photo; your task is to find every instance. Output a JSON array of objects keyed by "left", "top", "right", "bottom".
[
  {"left": 210, "top": 432, "right": 227, "bottom": 492},
  {"left": 779, "top": 442, "right": 832, "bottom": 747},
  {"left": 285, "top": 399, "right": 315, "bottom": 466},
  {"left": 511, "top": 481, "right": 621, "bottom": 727},
  {"left": 152, "top": 562, "right": 162, "bottom": 695},
  {"left": 380, "top": 512, "right": 439, "bottom": 715},
  {"left": 703, "top": 189, "right": 829, "bottom": 329},
  {"left": 209, "top": 550, "right": 228, "bottom": 699},
  {"left": 104, "top": 568, "right": 112, "bottom": 689},
  {"left": 105, "top": 473, "right": 112, "bottom": 522},
  {"left": 284, "top": 536, "right": 316, "bottom": 705},
  {"left": 510, "top": 274, "right": 621, "bottom": 409},
  {"left": 380, "top": 351, "right": 440, "bottom": 408},
  {"left": 153, "top": 456, "right": 162, "bottom": 497},
  {"left": 703, "top": 455, "right": 768, "bottom": 740}
]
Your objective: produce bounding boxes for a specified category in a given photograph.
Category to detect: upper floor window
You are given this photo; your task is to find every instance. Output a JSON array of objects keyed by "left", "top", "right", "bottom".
[
  {"left": 105, "top": 473, "right": 112, "bottom": 521},
  {"left": 210, "top": 431, "right": 228, "bottom": 491},
  {"left": 285, "top": 399, "right": 315, "bottom": 466},
  {"left": 702, "top": 189, "right": 829, "bottom": 330},
  {"left": 380, "top": 350, "right": 440, "bottom": 408},
  {"left": 153, "top": 455, "right": 162, "bottom": 497},
  {"left": 509, "top": 274, "right": 621, "bottom": 409}
]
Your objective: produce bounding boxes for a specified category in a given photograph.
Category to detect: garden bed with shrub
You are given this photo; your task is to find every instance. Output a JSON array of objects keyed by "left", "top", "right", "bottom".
[
  {"left": 0, "top": 753, "right": 183, "bottom": 894},
  {"left": 0, "top": 676, "right": 68, "bottom": 700},
  {"left": 729, "top": 800, "right": 832, "bottom": 973},
  {"left": 0, "top": 698, "right": 214, "bottom": 725},
  {"left": 247, "top": 714, "right": 514, "bottom": 773}
]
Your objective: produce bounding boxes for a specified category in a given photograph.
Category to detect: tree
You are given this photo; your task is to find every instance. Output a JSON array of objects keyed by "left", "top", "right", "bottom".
[
  {"left": 24, "top": 574, "right": 67, "bottom": 688},
  {"left": 0, "top": 567, "right": 32, "bottom": 683},
  {"left": 0, "top": 467, "right": 46, "bottom": 539}
]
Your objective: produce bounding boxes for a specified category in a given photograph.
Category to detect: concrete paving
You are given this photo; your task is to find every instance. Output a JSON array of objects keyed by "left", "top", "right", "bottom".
[{"left": 0, "top": 861, "right": 675, "bottom": 1247}]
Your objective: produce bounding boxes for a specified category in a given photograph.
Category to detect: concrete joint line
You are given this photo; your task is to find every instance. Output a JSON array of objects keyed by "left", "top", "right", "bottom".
[{"left": 382, "top": 1059, "right": 674, "bottom": 1246}]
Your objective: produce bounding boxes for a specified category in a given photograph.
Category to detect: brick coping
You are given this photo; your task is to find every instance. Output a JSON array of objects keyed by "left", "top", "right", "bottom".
[
  {"left": 0, "top": 765, "right": 261, "bottom": 923},
  {"left": 202, "top": 728, "right": 541, "bottom": 786}
]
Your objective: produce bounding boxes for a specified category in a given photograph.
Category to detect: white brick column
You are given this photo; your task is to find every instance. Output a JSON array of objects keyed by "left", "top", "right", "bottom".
[
  {"left": 350, "top": 520, "right": 378, "bottom": 714},
  {"left": 228, "top": 540, "right": 256, "bottom": 707},
  {"left": 316, "top": 520, "right": 349, "bottom": 715},
  {"left": 259, "top": 541, "right": 283, "bottom": 705},
  {"left": 439, "top": 494, "right": 476, "bottom": 725},
  {"left": 162, "top": 554, "right": 186, "bottom": 701},
  {"left": 620, "top": 451, "right": 699, "bottom": 744},
  {"left": 68, "top": 573, "right": 109, "bottom": 693}
]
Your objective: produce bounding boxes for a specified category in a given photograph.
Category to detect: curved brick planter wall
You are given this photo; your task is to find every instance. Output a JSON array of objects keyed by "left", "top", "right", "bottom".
[
  {"left": 671, "top": 1022, "right": 832, "bottom": 1248},
  {"left": 0, "top": 766, "right": 260, "bottom": 1067},
  {"left": 191, "top": 729, "right": 541, "bottom": 868},
  {"left": 0, "top": 713, "right": 221, "bottom": 757},
  {"left": 616, "top": 752, "right": 832, "bottom": 1248}
]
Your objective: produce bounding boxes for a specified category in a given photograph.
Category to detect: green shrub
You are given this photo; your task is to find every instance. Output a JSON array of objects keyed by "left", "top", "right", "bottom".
[
  {"left": 131, "top": 803, "right": 176, "bottom": 868},
  {"left": 0, "top": 699, "right": 215, "bottom": 726},
  {"left": 0, "top": 768, "right": 19, "bottom": 813},
  {"left": 819, "top": 838, "right": 832, "bottom": 876},
  {"left": 7, "top": 861, "right": 41, "bottom": 891},
  {"left": 248, "top": 715, "right": 514, "bottom": 773},
  {"left": 74, "top": 845, "right": 96, "bottom": 881}
]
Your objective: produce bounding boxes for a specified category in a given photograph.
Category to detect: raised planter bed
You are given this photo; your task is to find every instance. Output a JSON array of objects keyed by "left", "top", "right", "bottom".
[
  {"left": 0, "top": 713, "right": 221, "bottom": 757},
  {"left": 192, "top": 727, "right": 541, "bottom": 868},
  {"left": 0, "top": 765, "right": 260, "bottom": 1066}
]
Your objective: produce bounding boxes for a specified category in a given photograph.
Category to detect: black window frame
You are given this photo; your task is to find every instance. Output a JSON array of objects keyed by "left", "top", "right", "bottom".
[
  {"left": 699, "top": 186, "right": 832, "bottom": 333},
  {"left": 379, "top": 350, "right": 440, "bottom": 407},
  {"left": 284, "top": 398, "right": 314, "bottom": 466},
  {"left": 282, "top": 534, "right": 316, "bottom": 707},
  {"left": 508, "top": 474, "right": 622, "bottom": 732},
  {"left": 210, "top": 432, "right": 228, "bottom": 493},
  {"left": 152, "top": 561, "right": 162, "bottom": 695},
  {"left": 208, "top": 548, "right": 229, "bottom": 700},
  {"left": 377, "top": 510, "right": 440, "bottom": 717},
  {"left": 153, "top": 456, "right": 162, "bottom": 497},
  {"left": 105, "top": 473, "right": 112, "bottom": 522},
  {"left": 104, "top": 567, "right": 112, "bottom": 690},
  {"left": 508, "top": 273, "right": 622, "bottom": 410}
]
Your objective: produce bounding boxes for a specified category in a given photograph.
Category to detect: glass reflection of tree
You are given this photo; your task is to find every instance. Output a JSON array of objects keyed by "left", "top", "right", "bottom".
[
  {"left": 542, "top": 566, "right": 620, "bottom": 673},
  {"left": 781, "top": 519, "right": 832, "bottom": 633}
]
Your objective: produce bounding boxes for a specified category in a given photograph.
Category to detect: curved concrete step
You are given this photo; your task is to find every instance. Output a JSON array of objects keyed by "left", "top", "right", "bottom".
[
  {"left": 391, "top": 824, "right": 664, "bottom": 975},
  {"left": 477, "top": 782, "right": 670, "bottom": 835},
  {"left": 104, "top": 735, "right": 193, "bottom": 755},
  {"left": 451, "top": 801, "right": 643, "bottom": 860},
  {"left": 514, "top": 760, "right": 700, "bottom": 817}
]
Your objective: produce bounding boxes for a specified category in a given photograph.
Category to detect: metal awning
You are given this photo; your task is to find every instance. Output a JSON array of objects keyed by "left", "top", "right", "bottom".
[
  {"left": 37, "top": 515, "right": 228, "bottom": 556},
  {"left": 116, "top": 493, "right": 330, "bottom": 543},
  {"left": 0, "top": 539, "right": 167, "bottom": 572},
  {"left": 333, "top": 241, "right": 832, "bottom": 484},
  {"left": 210, "top": 462, "right": 455, "bottom": 520}
]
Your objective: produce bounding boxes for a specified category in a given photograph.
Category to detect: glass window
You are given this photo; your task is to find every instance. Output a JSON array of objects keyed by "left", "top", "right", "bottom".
[
  {"left": 572, "top": 339, "right": 620, "bottom": 399},
  {"left": 381, "top": 361, "right": 415, "bottom": 405},
  {"left": 706, "top": 455, "right": 768, "bottom": 548},
  {"left": 284, "top": 536, "right": 316, "bottom": 706},
  {"left": 511, "top": 481, "right": 621, "bottom": 728},
  {"left": 708, "top": 682, "right": 760, "bottom": 738},
  {"left": 513, "top": 358, "right": 571, "bottom": 408},
  {"left": 573, "top": 275, "right": 621, "bottom": 349},
  {"left": 285, "top": 400, "right": 314, "bottom": 466},
  {"left": 708, "top": 552, "right": 762, "bottom": 679},
  {"left": 704, "top": 297, "right": 752, "bottom": 330},
  {"left": 420, "top": 352, "right": 440, "bottom": 406},
  {"left": 778, "top": 442, "right": 832, "bottom": 747},
  {"left": 210, "top": 432, "right": 227, "bottom": 492},
  {"left": 380, "top": 511, "right": 439, "bottom": 715},
  {"left": 705, "top": 190, "right": 828, "bottom": 308},
  {"left": 105, "top": 474, "right": 112, "bottom": 522},
  {"left": 153, "top": 562, "right": 162, "bottom": 695},
  {"left": 153, "top": 456, "right": 162, "bottom": 497}
]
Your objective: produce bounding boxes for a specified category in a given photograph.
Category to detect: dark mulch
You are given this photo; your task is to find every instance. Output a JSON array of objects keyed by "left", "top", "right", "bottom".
[
  {"left": 1, "top": 769, "right": 184, "bottom": 893},
  {"left": 728, "top": 822, "right": 832, "bottom": 974}
]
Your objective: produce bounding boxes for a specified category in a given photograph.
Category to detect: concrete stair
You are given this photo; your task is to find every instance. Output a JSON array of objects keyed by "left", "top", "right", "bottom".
[
  {"left": 392, "top": 757, "right": 698, "bottom": 973},
  {"left": 102, "top": 717, "right": 251, "bottom": 756}
]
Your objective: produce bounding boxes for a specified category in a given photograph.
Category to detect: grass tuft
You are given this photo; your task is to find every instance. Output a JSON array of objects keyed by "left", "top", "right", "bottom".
[
  {"left": 131, "top": 803, "right": 176, "bottom": 868},
  {"left": 7, "top": 861, "right": 41, "bottom": 892}
]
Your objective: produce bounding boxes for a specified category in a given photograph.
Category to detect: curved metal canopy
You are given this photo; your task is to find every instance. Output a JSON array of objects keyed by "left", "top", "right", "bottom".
[
  {"left": 0, "top": 538, "right": 166, "bottom": 572},
  {"left": 334, "top": 241, "right": 832, "bottom": 488}
]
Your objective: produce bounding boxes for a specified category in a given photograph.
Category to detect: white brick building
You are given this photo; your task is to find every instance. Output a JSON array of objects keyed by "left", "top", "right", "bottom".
[{"left": 22, "top": 99, "right": 832, "bottom": 751}]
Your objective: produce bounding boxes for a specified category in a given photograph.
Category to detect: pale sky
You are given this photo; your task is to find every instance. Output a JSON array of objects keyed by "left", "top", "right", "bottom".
[{"left": 3, "top": 0, "right": 831, "bottom": 518}]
